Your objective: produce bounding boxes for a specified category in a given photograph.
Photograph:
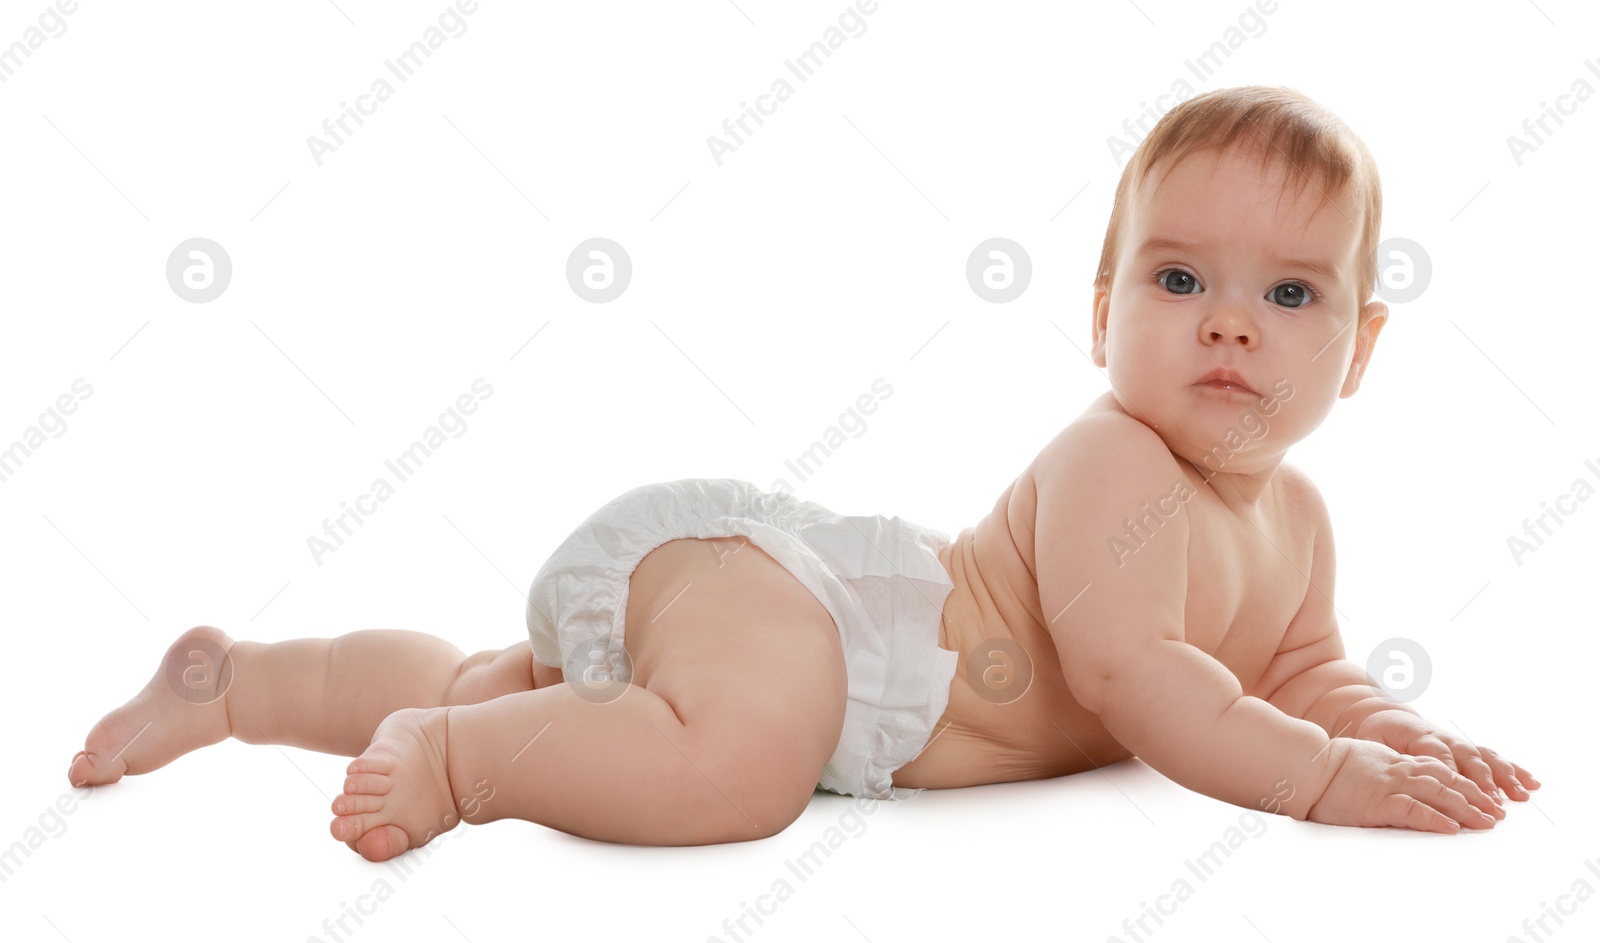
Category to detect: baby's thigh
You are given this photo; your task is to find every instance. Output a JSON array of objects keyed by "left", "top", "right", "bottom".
[
  {"left": 529, "top": 640, "right": 565, "bottom": 688},
  {"left": 625, "top": 537, "right": 847, "bottom": 789}
]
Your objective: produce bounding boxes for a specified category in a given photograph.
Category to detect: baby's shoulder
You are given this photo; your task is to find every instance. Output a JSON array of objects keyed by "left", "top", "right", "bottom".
[
  {"left": 1033, "top": 403, "right": 1180, "bottom": 484},
  {"left": 1269, "top": 461, "right": 1331, "bottom": 535}
]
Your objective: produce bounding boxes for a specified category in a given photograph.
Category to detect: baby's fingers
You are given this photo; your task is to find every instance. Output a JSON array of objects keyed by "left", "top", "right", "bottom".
[
  {"left": 1411, "top": 734, "right": 1458, "bottom": 772},
  {"left": 1437, "top": 762, "right": 1505, "bottom": 821},
  {"left": 1481, "top": 748, "right": 1541, "bottom": 799},
  {"left": 1384, "top": 793, "right": 1468, "bottom": 834},
  {"left": 1456, "top": 751, "right": 1502, "bottom": 804},
  {"left": 1402, "top": 763, "right": 1501, "bottom": 831},
  {"left": 1388, "top": 765, "right": 1497, "bottom": 832}
]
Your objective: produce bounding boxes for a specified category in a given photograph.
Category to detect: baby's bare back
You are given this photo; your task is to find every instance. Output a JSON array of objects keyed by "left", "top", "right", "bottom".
[{"left": 891, "top": 392, "right": 1315, "bottom": 791}]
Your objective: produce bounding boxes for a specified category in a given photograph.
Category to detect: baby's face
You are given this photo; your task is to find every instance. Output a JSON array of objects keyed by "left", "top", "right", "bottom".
[{"left": 1091, "top": 145, "right": 1385, "bottom": 479}]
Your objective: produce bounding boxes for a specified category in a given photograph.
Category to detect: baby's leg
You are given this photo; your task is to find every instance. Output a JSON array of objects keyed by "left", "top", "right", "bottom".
[
  {"left": 69, "top": 625, "right": 553, "bottom": 787},
  {"left": 226, "top": 629, "right": 543, "bottom": 755},
  {"left": 328, "top": 537, "right": 851, "bottom": 858}
]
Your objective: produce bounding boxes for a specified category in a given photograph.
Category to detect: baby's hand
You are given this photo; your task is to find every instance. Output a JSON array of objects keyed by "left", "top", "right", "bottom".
[
  {"left": 1351, "top": 708, "right": 1540, "bottom": 803},
  {"left": 1306, "top": 738, "right": 1504, "bottom": 833}
]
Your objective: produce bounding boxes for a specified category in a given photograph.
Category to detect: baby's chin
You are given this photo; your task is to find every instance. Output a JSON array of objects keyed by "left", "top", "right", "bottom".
[{"left": 1161, "top": 419, "right": 1304, "bottom": 473}]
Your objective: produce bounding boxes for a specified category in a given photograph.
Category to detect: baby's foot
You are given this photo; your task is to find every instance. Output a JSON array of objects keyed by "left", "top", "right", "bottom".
[
  {"left": 331, "top": 707, "right": 460, "bottom": 862},
  {"left": 68, "top": 625, "right": 235, "bottom": 787}
]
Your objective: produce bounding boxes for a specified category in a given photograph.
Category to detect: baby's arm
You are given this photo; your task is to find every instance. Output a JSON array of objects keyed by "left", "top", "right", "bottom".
[
  {"left": 1250, "top": 476, "right": 1540, "bottom": 802},
  {"left": 1036, "top": 419, "right": 1335, "bottom": 819},
  {"left": 1248, "top": 474, "right": 1410, "bottom": 739},
  {"left": 1035, "top": 418, "right": 1500, "bottom": 831}
]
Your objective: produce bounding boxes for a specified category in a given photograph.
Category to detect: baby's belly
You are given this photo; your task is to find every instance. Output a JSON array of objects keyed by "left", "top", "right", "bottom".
[{"left": 891, "top": 525, "right": 1132, "bottom": 790}]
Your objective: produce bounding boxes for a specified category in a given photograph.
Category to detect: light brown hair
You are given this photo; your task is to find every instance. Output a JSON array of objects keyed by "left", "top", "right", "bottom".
[{"left": 1094, "top": 85, "right": 1383, "bottom": 313}]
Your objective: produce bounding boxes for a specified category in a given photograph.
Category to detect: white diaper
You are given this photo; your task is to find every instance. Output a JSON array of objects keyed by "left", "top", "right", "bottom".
[{"left": 524, "top": 477, "right": 958, "bottom": 801}]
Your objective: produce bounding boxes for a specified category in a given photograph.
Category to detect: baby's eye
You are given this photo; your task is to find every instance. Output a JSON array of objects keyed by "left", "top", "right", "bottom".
[
  {"left": 1154, "top": 269, "right": 1200, "bottom": 295},
  {"left": 1270, "top": 282, "right": 1318, "bottom": 308}
]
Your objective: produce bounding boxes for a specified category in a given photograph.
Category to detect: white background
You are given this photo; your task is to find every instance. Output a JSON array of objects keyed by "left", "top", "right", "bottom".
[{"left": 2, "top": 1, "right": 1596, "bottom": 940}]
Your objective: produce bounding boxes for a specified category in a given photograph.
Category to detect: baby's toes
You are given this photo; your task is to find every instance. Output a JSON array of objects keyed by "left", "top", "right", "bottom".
[
  {"left": 331, "top": 811, "right": 387, "bottom": 844},
  {"left": 343, "top": 771, "right": 391, "bottom": 797},
  {"left": 67, "top": 751, "right": 96, "bottom": 787},
  {"left": 353, "top": 824, "right": 410, "bottom": 863},
  {"left": 68, "top": 748, "right": 124, "bottom": 787},
  {"left": 332, "top": 791, "right": 384, "bottom": 817}
]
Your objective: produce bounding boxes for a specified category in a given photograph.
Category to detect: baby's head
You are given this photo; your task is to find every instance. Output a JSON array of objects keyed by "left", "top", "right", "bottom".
[{"left": 1089, "top": 85, "right": 1388, "bottom": 481}]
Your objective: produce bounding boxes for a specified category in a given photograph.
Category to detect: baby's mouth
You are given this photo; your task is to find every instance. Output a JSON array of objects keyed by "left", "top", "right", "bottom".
[{"left": 1193, "top": 368, "right": 1258, "bottom": 395}]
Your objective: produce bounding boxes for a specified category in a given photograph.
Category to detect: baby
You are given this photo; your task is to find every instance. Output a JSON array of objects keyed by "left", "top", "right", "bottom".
[{"left": 70, "top": 85, "right": 1538, "bottom": 859}]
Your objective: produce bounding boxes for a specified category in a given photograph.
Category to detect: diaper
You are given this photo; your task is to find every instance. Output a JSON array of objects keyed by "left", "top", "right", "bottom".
[{"left": 525, "top": 478, "right": 958, "bottom": 801}]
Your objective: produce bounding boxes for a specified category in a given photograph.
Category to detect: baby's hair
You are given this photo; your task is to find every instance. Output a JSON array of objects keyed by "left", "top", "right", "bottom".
[{"left": 1094, "top": 85, "right": 1383, "bottom": 313}]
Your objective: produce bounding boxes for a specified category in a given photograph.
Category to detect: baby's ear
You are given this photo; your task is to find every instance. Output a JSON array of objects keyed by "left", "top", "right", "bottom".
[
  {"left": 1090, "top": 290, "right": 1110, "bottom": 367},
  {"left": 1340, "top": 301, "right": 1389, "bottom": 398}
]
